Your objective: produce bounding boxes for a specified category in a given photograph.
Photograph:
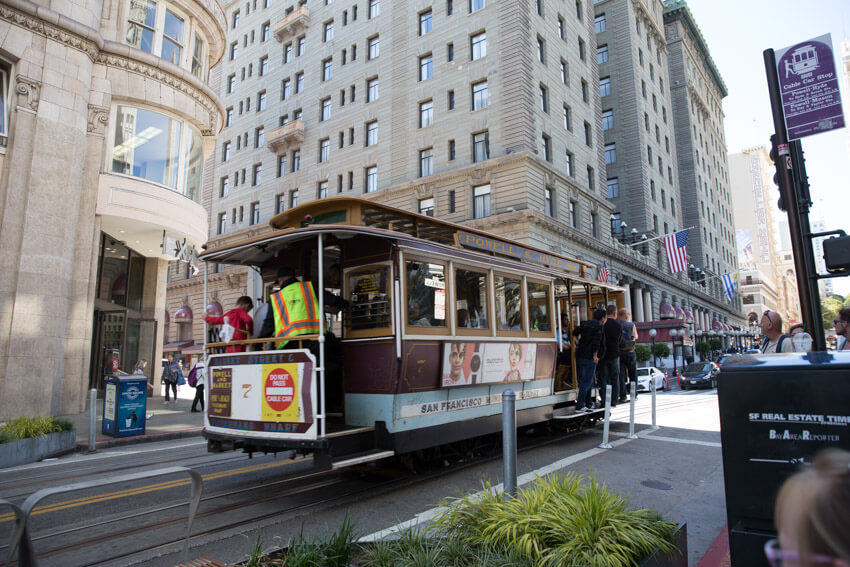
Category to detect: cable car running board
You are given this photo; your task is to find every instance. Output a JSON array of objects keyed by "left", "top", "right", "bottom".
[
  {"left": 331, "top": 450, "right": 395, "bottom": 469},
  {"left": 324, "top": 426, "right": 376, "bottom": 439}
]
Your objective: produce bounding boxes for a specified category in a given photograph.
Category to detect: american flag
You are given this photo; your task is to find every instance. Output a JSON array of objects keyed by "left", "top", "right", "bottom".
[
  {"left": 664, "top": 230, "right": 689, "bottom": 274},
  {"left": 598, "top": 261, "right": 609, "bottom": 282}
]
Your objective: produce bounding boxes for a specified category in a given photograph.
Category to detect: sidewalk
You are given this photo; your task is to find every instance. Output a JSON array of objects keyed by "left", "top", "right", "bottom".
[{"left": 61, "top": 386, "right": 204, "bottom": 451}]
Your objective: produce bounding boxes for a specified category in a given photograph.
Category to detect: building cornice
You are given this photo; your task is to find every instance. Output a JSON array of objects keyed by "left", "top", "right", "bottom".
[{"left": 0, "top": 0, "right": 102, "bottom": 61}]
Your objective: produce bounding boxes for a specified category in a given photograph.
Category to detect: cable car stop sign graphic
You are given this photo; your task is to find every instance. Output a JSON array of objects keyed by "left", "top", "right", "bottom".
[{"left": 264, "top": 366, "right": 296, "bottom": 413}]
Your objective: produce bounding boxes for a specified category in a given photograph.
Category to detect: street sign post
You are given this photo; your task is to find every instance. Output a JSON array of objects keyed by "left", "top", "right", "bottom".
[{"left": 775, "top": 34, "right": 845, "bottom": 140}]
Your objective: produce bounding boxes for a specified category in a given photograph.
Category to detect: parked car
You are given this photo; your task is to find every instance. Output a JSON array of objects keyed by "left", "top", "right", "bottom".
[
  {"left": 681, "top": 362, "right": 719, "bottom": 390},
  {"left": 636, "top": 367, "right": 667, "bottom": 392},
  {"left": 744, "top": 348, "right": 760, "bottom": 355},
  {"left": 714, "top": 354, "right": 733, "bottom": 369}
]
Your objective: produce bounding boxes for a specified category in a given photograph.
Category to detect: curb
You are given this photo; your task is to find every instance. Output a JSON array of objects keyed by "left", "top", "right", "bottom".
[
  {"left": 696, "top": 524, "right": 731, "bottom": 567},
  {"left": 75, "top": 428, "right": 204, "bottom": 452}
]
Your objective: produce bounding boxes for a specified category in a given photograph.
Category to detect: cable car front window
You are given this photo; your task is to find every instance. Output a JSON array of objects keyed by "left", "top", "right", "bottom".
[{"left": 406, "top": 261, "right": 446, "bottom": 327}]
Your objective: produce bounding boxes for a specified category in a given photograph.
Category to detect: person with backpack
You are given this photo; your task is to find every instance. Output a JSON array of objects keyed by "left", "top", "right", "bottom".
[
  {"left": 572, "top": 308, "right": 606, "bottom": 413},
  {"left": 161, "top": 353, "right": 182, "bottom": 404},
  {"left": 759, "top": 310, "right": 793, "bottom": 353},
  {"left": 618, "top": 308, "right": 638, "bottom": 401},
  {"left": 189, "top": 360, "right": 206, "bottom": 413}
]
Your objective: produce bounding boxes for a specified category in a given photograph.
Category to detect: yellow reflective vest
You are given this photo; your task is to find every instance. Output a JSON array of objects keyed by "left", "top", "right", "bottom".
[{"left": 270, "top": 281, "right": 321, "bottom": 348}]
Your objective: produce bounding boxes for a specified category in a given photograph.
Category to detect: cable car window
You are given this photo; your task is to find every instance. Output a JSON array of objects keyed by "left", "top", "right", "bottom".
[
  {"left": 348, "top": 266, "right": 391, "bottom": 331},
  {"left": 495, "top": 275, "right": 523, "bottom": 331},
  {"left": 406, "top": 261, "right": 446, "bottom": 327},
  {"left": 527, "top": 280, "right": 551, "bottom": 332},
  {"left": 455, "top": 268, "right": 488, "bottom": 329}
]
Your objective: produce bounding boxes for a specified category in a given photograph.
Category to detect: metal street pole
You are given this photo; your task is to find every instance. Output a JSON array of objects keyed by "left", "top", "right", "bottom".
[{"left": 763, "top": 49, "right": 826, "bottom": 350}]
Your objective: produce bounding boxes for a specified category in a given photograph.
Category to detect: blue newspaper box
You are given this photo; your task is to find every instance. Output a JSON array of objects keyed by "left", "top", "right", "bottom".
[{"left": 103, "top": 375, "right": 147, "bottom": 437}]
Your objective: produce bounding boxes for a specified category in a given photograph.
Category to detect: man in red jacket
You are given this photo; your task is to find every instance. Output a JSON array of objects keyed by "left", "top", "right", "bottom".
[{"left": 205, "top": 296, "right": 254, "bottom": 352}]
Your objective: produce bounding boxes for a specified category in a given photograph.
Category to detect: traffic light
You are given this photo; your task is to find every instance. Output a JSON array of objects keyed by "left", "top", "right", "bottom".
[
  {"left": 769, "top": 134, "right": 786, "bottom": 212},
  {"left": 823, "top": 233, "right": 850, "bottom": 273}
]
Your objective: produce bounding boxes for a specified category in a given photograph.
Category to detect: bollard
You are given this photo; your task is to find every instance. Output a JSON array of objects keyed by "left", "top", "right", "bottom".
[
  {"left": 651, "top": 372, "right": 659, "bottom": 430},
  {"left": 598, "top": 385, "right": 613, "bottom": 449},
  {"left": 628, "top": 381, "right": 638, "bottom": 439},
  {"left": 88, "top": 388, "right": 97, "bottom": 453},
  {"left": 502, "top": 389, "right": 517, "bottom": 499}
]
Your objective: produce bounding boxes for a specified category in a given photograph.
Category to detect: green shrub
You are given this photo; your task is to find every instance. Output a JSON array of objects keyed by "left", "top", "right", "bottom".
[
  {"left": 0, "top": 416, "right": 73, "bottom": 444},
  {"left": 651, "top": 343, "right": 670, "bottom": 359},
  {"left": 635, "top": 344, "right": 651, "bottom": 363}
]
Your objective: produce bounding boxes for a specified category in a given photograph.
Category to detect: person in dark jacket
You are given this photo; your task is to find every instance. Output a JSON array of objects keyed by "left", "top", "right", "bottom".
[
  {"left": 572, "top": 308, "right": 606, "bottom": 412},
  {"left": 599, "top": 304, "right": 622, "bottom": 406}
]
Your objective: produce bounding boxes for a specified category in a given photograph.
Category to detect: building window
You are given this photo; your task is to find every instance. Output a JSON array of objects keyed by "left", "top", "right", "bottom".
[
  {"left": 542, "top": 134, "right": 552, "bottom": 161},
  {"left": 447, "top": 0, "right": 453, "bottom": 15},
  {"left": 597, "top": 45, "right": 608, "bottom": 64},
  {"left": 217, "top": 212, "right": 226, "bottom": 234},
  {"left": 281, "top": 78, "right": 291, "bottom": 100},
  {"left": 323, "top": 20, "right": 334, "bottom": 42},
  {"left": 581, "top": 79, "right": 589, "bottom": 102},
  {"left": 366, "top": 120, "right": 378, "bottom": 146},
  {"left": 419, "top": 54, "right": 433, "bottom": 80},
  {"left": 578, "top": 37, "right": 585, "bottom": 60},
  {"left": 369, "top": 0, "right": 379, "bottom": 18},
  {"left": 289, "top": 189, "right": 299, "bottom": 208},
  {"left": 225, "top": 107, "right": 233, "bottom": 127},
  {"left": 472, "top": 80, "right": 488, "bottom": 110},
  {"left": 291, "top": 149, "right": 300, "bottom": 171},
  {"left": 419, "top": 147, "right": 434, "bottom": 177},
  {"left": 604, "top": 143, "right": 616, "bottom": 164},
  {"left": 295, "top": 72, "right": 304, "bottom": 93},
  {"left": 231, "top": 10, "right": 240, "bottom": 28},
  {"left": 261, "top": 21, "right": 270, "bottom": 41},
  {"left": 252, "top": 163, "right": 262, "bottom": 185},
  {"left": 562, "top": 105, "right": 572, "bottom": 130},
  {"left": 419, "top": 197, "right": 435, "bottom": 216},
  {"left": 471, "top": 31, "right": 486, "bottom": 60},
  {"left": 319, "top": 138, "right": 330, "bottom": 162},
  {"left": 595, "top": 13, "right": 606, "bottom": 33},
  {"left": 537, "top": 37, "right": 545, "bottom": 63},
  {"left": 535, "top": 0, "right": 543, "bottom": 16},
  {"left": 602, "top": 109, "right": 613, "bottom": 130},
  {"left": 647, "top": 145, "right": 652, "bottom": 165},
  {"left": 126, "top": 1, "right": 203, "bottom": 71},
  {"left": 560, "top": 59, "right": 569, "bottom": 84},
  {"left": 545, "top": 187, "right": 554, "bottom": 216},
  {"left": 539, "top": 84, "right": 549, "bottom": 113},
  {"left": 419, "top": 9, "right": 432, "bottom": 35},
  {"left": 257, "top": 91, "right": 266, "bottom": 111},
  {"left": 320, "top": 97, "right": 331, "bottom": 121},
  {"left": 368, "top": 35, "right": 379, "bottom": 59},
  {"left": 449, "top": 190, "right": 456, "bottom": 212},
  {"left": 565, "top": 151, "right": 574, "bottom": 176},
  {"left": 219, "top": 176, "right": 229, "bottom": 197},
  {"left": 472, "top": 131, "right": 489, "bottom": 162},
  {"left": 250, "top": 201, "right": 260, "bottom": 225},
  {"left": 448, "top": 139, "right": 456, "bottom": 160},
  {"left": 297, "top": 35, "right": 306, "bottom": 56},
  {"left": 229, "top": 41, "right": 237, "bottom": 60},
  {"left": 318, "top": 180, "right": 328, "bottom": 199},
  {"left": 584, "top": 121, "right": 591, "bottom": 146},
  {"left": 365, "top": 166, "right": 377, "bottom": 192},
  {"left": 607, "top": 178, "right": 619, "bottom": 199},
  {"left": 277, "top": 155, "right": 287, "bottom": 177},
  {"left": 276, "top": 193, "right": 286, "bottom": 214},
  {"left": 587, "top": 166, "right": 595, "bottom": 190},
  {"left": 569, "top": 200, "right": 576, "bottom": 227},
  {"left": 255, "top": 126, "right": 265, "bottom": 147},
  {"left": 322, "top": 58, "right": 333, "bottom": 80},
  {"left": 650, "top": 180, "right": 656, "bottom": 200},
  {"left": 600, "top": 76, "right": 611, "bottom": 97},
  {"left": 419, "top": 100, "right": 434, "bottom": 127},
  {"left": 473, "top": 184, "right": 491, "bottom": 218},
  {"left": 448, "top": 90, "right": 455, "bottom": 110},
  {"left": 590, "top": 213, "right": 597, "bottom": 237},
  {"left": 367, "top": 77, "right": 379, "bottom": 101},
  {"left": 469, "top": 0, "right": 484, "bottom": 12},
  {"left": 227, "top": 74, "right": 236, "bottom": 93},
  {"left": 447, "top": 42, "right": 454, "bottom": 61},
  {"left": 110, "top": 104, "right": 204, "bottom": 201},
  {"left": 558, "top": 16, "right": 565, "bottom": 39}
]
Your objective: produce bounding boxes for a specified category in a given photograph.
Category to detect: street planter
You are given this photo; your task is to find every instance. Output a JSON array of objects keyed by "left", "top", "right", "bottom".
[
  {"left": 0, "top": 429, "right": 77, "bottom": 469},
  {"left": 640, "top": 522, "right": 688, "bottom": 567}
]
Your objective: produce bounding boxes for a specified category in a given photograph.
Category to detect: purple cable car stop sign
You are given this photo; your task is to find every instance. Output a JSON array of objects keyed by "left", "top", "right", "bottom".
[{"left": 776, "top": 33, "right": 845, "bottom": 140}]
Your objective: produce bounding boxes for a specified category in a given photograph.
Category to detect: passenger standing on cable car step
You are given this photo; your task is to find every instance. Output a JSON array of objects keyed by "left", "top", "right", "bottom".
[
  {"left": 259, "top": 267, "right": 322, "bottom": 349},
  {"left": 204, "top": 296, "right": 254, "bottom": 353},
  {"left": 572, "top": 308, "right": 606, "bottom": 413}
]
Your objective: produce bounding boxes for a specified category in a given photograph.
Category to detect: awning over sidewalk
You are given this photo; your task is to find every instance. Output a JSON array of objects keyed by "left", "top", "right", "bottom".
[{"left": 162, "top": 340, "right": 194, "bottom": 352}]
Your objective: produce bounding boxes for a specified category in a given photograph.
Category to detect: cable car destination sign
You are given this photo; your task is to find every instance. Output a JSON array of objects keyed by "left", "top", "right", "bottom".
[
  {"left": 775, "top": 33, "right": 845, "bottom": 140},
  {"left": 456, "top": 230, "right": 581, "bottom": 274}
]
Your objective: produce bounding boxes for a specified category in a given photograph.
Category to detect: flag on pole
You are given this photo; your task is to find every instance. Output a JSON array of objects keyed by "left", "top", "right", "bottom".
[
  {"left": 598, "top": 261, "right": 609, "bottom": 282},
  {"left": 722, "top": 272, "right": 738, "bottom": 301},
  {"left": 664, "top": 230, "right": 689, "bottom": 274}
]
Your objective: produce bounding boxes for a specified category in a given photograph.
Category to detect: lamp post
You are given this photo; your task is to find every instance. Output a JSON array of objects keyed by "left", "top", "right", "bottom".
[
  {"left": 709, "top": 329, "right": 717, "bottom": 359},
  {"left": 639, "top": 233, "right": 648, "bottom": 255},
  {"left": 670, "top": 328, "right": 679, "bottom": 377},
  {"left": 649, "top": 328, "right": 657, "bottom": 367}
]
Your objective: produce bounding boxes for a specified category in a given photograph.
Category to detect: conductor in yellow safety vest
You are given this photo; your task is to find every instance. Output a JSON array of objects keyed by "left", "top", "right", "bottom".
[{"left": 259, "top": 266, "right": 348, "bottom": 348}]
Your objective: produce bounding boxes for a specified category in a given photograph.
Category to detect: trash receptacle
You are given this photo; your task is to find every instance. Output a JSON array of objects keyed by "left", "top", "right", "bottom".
[
  {"left": 103, "top": 375, "right": 148, "bottom": 437},
  {"left": 718, "top": 351, "right": 850, "bottom": 566}
]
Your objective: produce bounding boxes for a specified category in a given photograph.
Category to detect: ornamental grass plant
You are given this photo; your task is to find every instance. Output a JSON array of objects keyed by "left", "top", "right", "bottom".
[
  {"left": 0, "top": 416, "right": 73, "bottom": 444},
  {"left": 246, "top": 472, "right": 679, "bottom": 566}
]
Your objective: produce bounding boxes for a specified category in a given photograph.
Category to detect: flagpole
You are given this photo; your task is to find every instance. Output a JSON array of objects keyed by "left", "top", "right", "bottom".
[
  {"left": 695, "top": 271, "right": 739, "bottom": 285},
  {"left": 625, "top": 226, "right": 696, "bottom": 247}
]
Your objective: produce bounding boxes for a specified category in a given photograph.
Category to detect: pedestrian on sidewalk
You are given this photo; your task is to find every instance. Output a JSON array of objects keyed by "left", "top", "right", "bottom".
[
  {"left": 769, "top": 448, "right": 850, "bottom": 566},
  {"left": 161, "top": 353, "right": 181, "bottom": 404},
  {"left": 189, "top": 360, "right": 205, "bottom": 413}
]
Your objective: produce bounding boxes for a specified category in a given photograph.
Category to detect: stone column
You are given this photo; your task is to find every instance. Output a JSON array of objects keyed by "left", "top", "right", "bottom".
[
  {"left": 621, "top": 282, "right": 632, "bottom": 314},
  {"left": 632, "top": 285, "right": 644, "bottom": 322},
  {"left": 644, "top": 289, "right": 653, "bottom": 322}
]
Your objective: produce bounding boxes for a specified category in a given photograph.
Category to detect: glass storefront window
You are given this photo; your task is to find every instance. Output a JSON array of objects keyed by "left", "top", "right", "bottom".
[{"left": 109, "top": 105, "right": 202, "bottom": 202}]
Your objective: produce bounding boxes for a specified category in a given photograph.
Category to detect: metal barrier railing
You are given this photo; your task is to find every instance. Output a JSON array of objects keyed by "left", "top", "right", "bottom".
[
  {"left": 1, "top": 498, "right": 26, "bottom": 567},
  {"left": 14, "top": 466, "right": 203, "bottom": 567}
]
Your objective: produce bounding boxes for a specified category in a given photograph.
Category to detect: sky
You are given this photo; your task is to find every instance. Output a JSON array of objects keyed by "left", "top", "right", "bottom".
[{"left": 683, "top": 0, "right": 850, "bottom": 296}]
